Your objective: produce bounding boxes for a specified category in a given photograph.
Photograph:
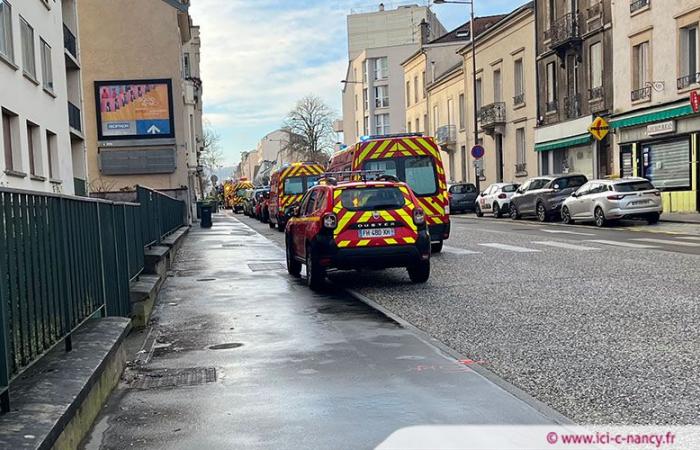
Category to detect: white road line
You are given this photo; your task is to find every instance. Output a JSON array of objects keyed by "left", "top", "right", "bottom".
[
  {"left": 531, "top": 241, "right": 600, "bottom": 251},
  {"left": 585, "top": 239, "right": 658, "bottom": 249},
  {"left": 677, "top": 236, "right": 700, "bottom": 241},
  {"left": 631, "top": 238, "right": 700, "bottom": 247},
  {"left": 478, "top": 243, "right": 541, "bottom": 253},
  {"left": 541, "top": 229, "right": 597, "bottom": 236},
  {"left": 442, "top": 246, "right": 481, "bottom": 255}
]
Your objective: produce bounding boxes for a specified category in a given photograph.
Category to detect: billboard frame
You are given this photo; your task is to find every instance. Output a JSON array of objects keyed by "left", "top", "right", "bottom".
[{"left": 94, "top": 78, "right": 176, "bottom": 141}]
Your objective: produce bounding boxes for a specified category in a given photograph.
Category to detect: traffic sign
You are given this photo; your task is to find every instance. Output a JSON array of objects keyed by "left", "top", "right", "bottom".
[
  {"left": 691, "top": 91, "right": 700, "bottom": 113},
  {"left": 588, "top": 117, "right": 609, "bottom": 141},
  {"left": 471, "top": 145, "right": 485, "bottom": 159}
]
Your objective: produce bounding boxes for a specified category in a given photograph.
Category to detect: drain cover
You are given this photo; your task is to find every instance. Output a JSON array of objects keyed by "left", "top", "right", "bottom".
[
  {"left": 247, "top": 263, "right": 286, "bottom": 272},
  {"left": 131, "top": 367, "right": 217, "bottom": 389},
  {"left": 209, "top": 343, "right": 243, "bottom": 350}
]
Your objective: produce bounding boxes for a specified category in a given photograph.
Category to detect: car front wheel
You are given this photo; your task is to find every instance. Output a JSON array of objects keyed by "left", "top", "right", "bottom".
[
  {"left": 647, "top": 212, "right": 660, "bottom": 225},
  {"left": 475, "top": 204, "right": 484, "bottom": 217},
  {"left": 536, "top": 202, "right": 548, "bottom": 222},
  {"left": 510, "top": 204, "right": 521, "bottom": 220},
  {"left": 493, "top": 203, "right": 501, "bottom": 218},
  {"left": 286, "top": 239, "right": 301, "bottom": 278},
  {"left": 407, "top": 259, "right": 430, "bottom": 283},
  {"left": 594, "top": 207, "right": 607, "bottom": 228},
  {"left": 306, "top": 246, "right": 325, "bottom": 291},
  {"left": 561, "top": 206, "right": 574, "bottom": 225}
]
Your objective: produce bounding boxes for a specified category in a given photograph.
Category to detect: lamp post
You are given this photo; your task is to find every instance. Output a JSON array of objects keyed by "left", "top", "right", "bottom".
[{"left": 433, "top": 0, "right": 480, "bottom": 191}]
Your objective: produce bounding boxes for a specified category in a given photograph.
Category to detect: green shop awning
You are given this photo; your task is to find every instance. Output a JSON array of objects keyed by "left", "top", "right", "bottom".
[
  {"left": 534, "top": 134, "right": 592, "bottom": 152},
  {"left": 610, "top": 104, "right": 694, "bottom": 129}
]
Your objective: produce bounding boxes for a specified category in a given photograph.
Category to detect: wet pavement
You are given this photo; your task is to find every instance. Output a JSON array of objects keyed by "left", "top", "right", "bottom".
[{"left": 82, "top": 213, "right": 560, "bottom": 450}]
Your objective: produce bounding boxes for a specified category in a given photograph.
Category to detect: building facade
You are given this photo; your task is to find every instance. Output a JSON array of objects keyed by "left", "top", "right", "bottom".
[
  {"left": 0, "top": 0, "right": 86, "bottom": 195},
  {"left": 610, "top": 0, "right": 700, "bottom": 213},
  {"left": 534, "top": 0, "right": 613, "bottom": 179},
  {"left": 182, "top": 25, "right": 204, "bottom": 204}
]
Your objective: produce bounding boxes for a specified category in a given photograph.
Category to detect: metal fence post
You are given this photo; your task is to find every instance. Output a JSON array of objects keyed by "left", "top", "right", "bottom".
[
  {"left": 0, "top": 193, "right": 13, "bottom": 413},
  {"left": 58, "top": 197, "right": 73, "bottom": 353},
  {"left": 95, "top": 203, "right": 107, "bottom": 318}
]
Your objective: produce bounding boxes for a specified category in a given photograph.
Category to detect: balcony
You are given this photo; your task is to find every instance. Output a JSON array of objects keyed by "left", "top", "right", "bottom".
[
  {"left": 564, "top": 94, "right": 581, "bottom": 119},
  {"left": 630, "top": 0, "right": 650, "bottom": 14},
  {"left": 544, "top": 13, "right": 581, "bottom": 52},
  {"left": 677, "top": 72, "right": 700, "bottom": 90},
  {"left": 631, "top": 86, "right": 651, "bottom": 102},
  {"left": 479, "top": 103, "right": 506, "bottom": 134},
  {"left": 63, "top": 24, "right": 79, "bottom": 68},
  {"left": 513, "top": 93, "right": 525, "bottom": 106},
  {"left": 515, "top": 163, "right": 528, "bottom": 177},
  {"left": 545, "top": 100, "right": 558, "bottom": 113},
  {"left": 584, "top": 1, "right": 604, "bottom": 33},
  {"left": 68, "top": 102, "right": 82, "bottom": 135},
  {"left": 436, "top": 125, "right": 456, "bottom": 147}
]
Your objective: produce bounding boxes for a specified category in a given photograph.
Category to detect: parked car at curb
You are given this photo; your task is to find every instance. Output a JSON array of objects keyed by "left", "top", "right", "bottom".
[
  {"left": 448, "top": 183, "right": 478, "bottom": 214},
  {"left": 253, "top": 187, "right": 270, "bottom": 222},
  {"left": 509, "top": 174, "right": 588, "bottom": 222},
  {"left": 242, "top": 189, "right": 256, "bottom": 216},
  {"left": 285, "top": 176, "right": 431, "bottom": 291},
  {"left": 475, "top": 183, "right": 520, "bottom": 218},
  {"left": 561, "top": 177, "right": 662, "bottom": 227}
]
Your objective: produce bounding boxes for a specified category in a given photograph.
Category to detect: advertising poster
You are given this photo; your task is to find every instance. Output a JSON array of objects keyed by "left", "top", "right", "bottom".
[{"left": 96, "top": 79, "right": 175, "bottom": 140}]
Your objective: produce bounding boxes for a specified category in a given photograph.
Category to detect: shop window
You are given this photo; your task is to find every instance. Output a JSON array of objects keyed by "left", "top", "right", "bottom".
[{"left": 642, "top": 140, "right": 691, "bottom": 189}]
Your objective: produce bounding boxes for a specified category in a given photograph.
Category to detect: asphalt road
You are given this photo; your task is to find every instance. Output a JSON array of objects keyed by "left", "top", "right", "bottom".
[{"left": 236, "top": 211, "right": 700, "bottom": 425}]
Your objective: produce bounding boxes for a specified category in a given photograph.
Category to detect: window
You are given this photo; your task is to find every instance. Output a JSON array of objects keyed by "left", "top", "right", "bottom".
[
  {"left": 406, "top": 80, "right": 411, "bottom": 106},
  {"left": 363, "top": 60, "right": 368, "bottom": 82},
  {"left": 356, "top": 121, "right": 359, "bottom": 137},
  {"left": 405, "top": 157, "right": 437, "bottom": 196},
  {"left": 46, "top": 130, "right": 57, "bottom": 179},
  {"left": 374, "top": 57, "right": 388, "bottom": 80},
  {"left": 493, "top": 69, "right": 502, "bottom": 103},
  {"left": 421, "top": 71, "right": 426, "bottom": 98},
  {"left": 546, "top": 62, "right": 557, "bottom": 107},
  {"left": 589, "top": 42, "right": 602, "bottom": 90},
  {"left": 460, "top": 146, "right": 467, "bottom": 181},
  {"left": 183, "top": 52, "right": 191, "bottom": 78},
  {"left": 20, "top": 16, "right": 36, "bottom": 79},
  {"left": 458, "top": 93, "right": 465, "bottom": 130},
  {"left": 40, "top": 39, "right": 53, "bottom": 92},
  {"left": 26, "top": 121, "right": 41, "bottom": 176},
  {"left": 615, "top": 180, "right": 655, "bottom": 192},
  {"left": 374, "top": 85, "right": 389, "bottom": 108},
  {"left": 432, "top": 105, "right": 439, "bottom": 128},
  {"left": 0, "top": 0, "right": 13, "bottom": 61},
  {"left": 548, "top": 0, "right": 556, "bottom": 26},
  {"left": 374, "top": 113, "right": 389, "bottom": 134},
  {"left": 414, "top": 75, "right": 419, "bottom": 103},
  {"left": 354, "top": 94, "right": 358, "bottom": 111},
  {"left": 423, "top": 114, "right": 428, "bottom": 134},
  {"left": 363, "top": 88, "right": 368, "bottom": 110},
  {"left": 680, "top": 25, "right": 698, "bottom": 84},
  {"left": 2, "top": 109, "right": 17, "bottom": 171},
  {"left": 475, "top": 78, "right": 482, "bottom": 111},
  {"left": 340, "top": 187, "right": 405, "bottom": 211},
  {"left": 416, "top": 117, "right": 420, "bottom": 133},
  {"left": 516, "top": 128, "right": 526, "bottom": 166},
  {"left": 633, "top": 41, "right": 650, "bottom": 90},
  {"left": 284, "top": 177, "right": 305, "bottom": 195},
  {"left": 447, "top": 98, "right": 454, "bottom": 126},
  {"left": 363, "top": 117, "right": 368, "bottom": 135},
  {"left": 407, "top": 121, "right": 412, "bottom": 133},
  {"left": 514, "top": 58, "right": 524, "bottom": 102},
  {"left": 364, "top": 159, "right": 397, "bottom": 179},
  {"left": 302, "top": 189, "right": 318, "bottom": 216}
]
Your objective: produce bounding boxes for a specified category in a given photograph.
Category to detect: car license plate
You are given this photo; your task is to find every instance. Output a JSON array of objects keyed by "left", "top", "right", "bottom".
[
  {"left": 629, "top": 200, "right": 650, "bottom": 207},
  {"left": 358, "top": 228, "right": 395, "bottom": 238}
]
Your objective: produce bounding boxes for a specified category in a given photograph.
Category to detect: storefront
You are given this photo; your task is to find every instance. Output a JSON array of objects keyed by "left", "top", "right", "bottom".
[
  {"left": 534, "top": 116, "right": 604, "bottom": 179},
  {"left": 611, "top": 100, "right": 699, "bottom": 213}
]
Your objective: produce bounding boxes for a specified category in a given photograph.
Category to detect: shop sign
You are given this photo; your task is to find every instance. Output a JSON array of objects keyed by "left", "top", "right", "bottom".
[
  {"left": 691, "top": 91, "right": 700, "bottom": 113},
  {"left": 646, "top": 121, "right": 675, "bottom": 136}
]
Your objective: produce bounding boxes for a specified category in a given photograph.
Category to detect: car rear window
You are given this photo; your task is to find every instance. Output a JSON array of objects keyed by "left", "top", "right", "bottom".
[
  {"left": 340, "top": 187, "right": 406, "bottom": 211},
  {"left": 615, "top": 181, "right": 655, "bottom": 192},
  {"left": 501, "top": 184, "right": 518, "bottom": 193},
  {"left": 450, "top": 184, "right": 477, "bottom": 194},
  {"left": 552, "top": 176, "right": 587, "bottom": 189}
]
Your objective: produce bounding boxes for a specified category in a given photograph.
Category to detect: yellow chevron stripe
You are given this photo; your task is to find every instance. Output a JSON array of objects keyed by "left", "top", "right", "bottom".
[
  {"left": 335, "top": 211, "right": 356, "bottom": 235},
  {"left": 357, "top": 141, "right": 377, "bottom": 164},
  {"left": 417, "top": 138, "right": 440, "bottom": 159},
  {"left": 385, "top": 238, "right": 398, "bottom": 245},
  {"left": 371, "top": 139, "right": 392, "bottom": 159},
  {"left": 338, "top": 240, "right": 351, "bottom": 248},
  {"left": 396, "top": 209, "right": 416, "bottom": 231},
  {"left": 358, "top": 211, "right": 372, "bottom": 222},
  {"left": 334, "top": 190, "right": 342, "bottom": 199},
  {"left": 404, "top": 237, "right": 416, "bottom": 244},
  {"left": 357, "top": 239, "right": 371, "bottom": 247},
  {"left": 379, "top": 211, "right": 393, "bottom": 221}
]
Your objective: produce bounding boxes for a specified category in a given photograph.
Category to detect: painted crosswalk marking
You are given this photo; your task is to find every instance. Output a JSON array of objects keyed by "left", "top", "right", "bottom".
[
  {"left": 586, "top": 240, "right": 658, "bottom": 249},
  {"left": 632, "top": 238, "right": 700, "bottom": 247},
  {"left": 478, "top": 243, "right": 541, "bottom": 253},
  {"left": 677, "top": 236, "right": 700, "bottom": 241},
  {"left": 531, "top": 241, "right": 600, "bottom": 251},
  {"left": 541, "top": 229, "right": 597, "bottom": 237},
  {"left": 443, "top": 246, "right": 481, "bottom": 255}
]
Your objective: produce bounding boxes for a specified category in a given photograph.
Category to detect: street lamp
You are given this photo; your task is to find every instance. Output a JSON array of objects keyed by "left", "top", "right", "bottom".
[{"left": 433, "top": 0, "right": 480, "bottom": 191}]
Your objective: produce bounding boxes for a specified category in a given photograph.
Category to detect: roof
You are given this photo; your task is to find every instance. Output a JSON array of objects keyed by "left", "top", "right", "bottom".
[
  {"left": 428, "top": 15, "right": 507, "bottom": 45},
  {"left": 457, "top": 2, "right": 534, "bottom": 54}
]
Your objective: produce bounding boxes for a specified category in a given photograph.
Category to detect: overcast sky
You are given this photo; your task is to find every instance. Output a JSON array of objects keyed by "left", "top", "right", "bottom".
[{"left": 189, "top": 0, "right": 521, "bottom": 167}]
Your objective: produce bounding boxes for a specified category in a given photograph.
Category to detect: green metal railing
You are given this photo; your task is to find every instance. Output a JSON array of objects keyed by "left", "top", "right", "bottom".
[
  {"left": 137, "top": 186, "right": 186, "bottom": 247},
  {"left": 0, "top": 186, "right": 185, "bottom": 412}
]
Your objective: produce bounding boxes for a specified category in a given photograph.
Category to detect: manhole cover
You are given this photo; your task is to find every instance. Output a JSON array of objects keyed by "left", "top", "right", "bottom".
[
  {"left": 247, "top": 263, "right": 286, "bottom": 272},
  {"left": 131, "top": 367, "right": 217, "bottom": 389},
  {"left": 209, "top": 343, "right": 244, "bottom": 350}
]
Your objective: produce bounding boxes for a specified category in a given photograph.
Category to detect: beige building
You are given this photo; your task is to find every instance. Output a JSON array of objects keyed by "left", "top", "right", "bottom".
[
  {"left": 182, "top": 25, "right": 204, "bottom": 203},
  {"left": 460, "top": 3, "right": 537, "bottom": 187},
  {"left": 236, "top": 129, "right": 308, "bottom": 184},
  {"left": 610, "top": 0, "right": 700, "bottom": 213},
  {"left": 77, "top": 0, "right": 196, "bottom": 207}
]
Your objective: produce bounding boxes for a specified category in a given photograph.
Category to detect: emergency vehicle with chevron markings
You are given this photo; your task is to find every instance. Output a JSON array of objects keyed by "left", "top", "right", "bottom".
[
  {"left": 285, "top": 175, "right": 431, "bottom": 290},
  {"left": 226, "top": 178, "right": 254, "bottom": 212},
  {"left": 328, "top": 133, "right": 450, "bottom": 252},
  {"left": 268, "top": 162, "right": 325, "bottom": 231}
]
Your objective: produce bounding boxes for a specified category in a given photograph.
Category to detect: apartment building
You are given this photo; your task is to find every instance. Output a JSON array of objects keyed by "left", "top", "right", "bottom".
[
  {"left": 0, "top": 0, "right": 87, "bottom": 195},
  {"left": 457, "top": 4, "right": 536, "bottom": 187},
  {"left": 77, "top": 0, "right": 196, "bottom": 209},
  {"left": 609, "top": 0, "right": 700, "bottom": 213},
  {"left": 182, "top": 25, "right": 204, "bottom": 202},
  {"left": 534, "top": 0, "right": 613, "bottom": 179}
]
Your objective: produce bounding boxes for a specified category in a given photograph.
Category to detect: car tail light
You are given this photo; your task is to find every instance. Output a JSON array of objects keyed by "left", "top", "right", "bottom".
[
  {"left": 607, "top": 195, "right": 626, "bottom": 201},
  {"left": 322, "top": 213, "right": 337, "bottom": 229},
  {"left": 653, "top": 191, "right": 661, "bottom": 197},
  {"left": 413, "top": 208, "right": 426, "bottom": 226},
  {"left": 498, "top": 193, "right": 507, "bottom": 199},
  {"left": 444, "top": 203, "right": 450, "bottom": 215}
]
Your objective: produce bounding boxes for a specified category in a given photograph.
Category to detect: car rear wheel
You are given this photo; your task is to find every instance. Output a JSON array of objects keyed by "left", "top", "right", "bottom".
[
  {"left": 536, "top": 202, "right": 548, "bottom": 222},
  {"left": 306, "top": 246, "right": 325, "bottom": 291},
  {"left": 647, "top": 212, "right": 660, "bottom": 225},
  {"left": 594, "top": 207, "right": 607, "bottom": 228},
  {"left": 268, "top": 220, "right": 276, "bottom": 229},
  {"left": 286, "top": 239, "right": 301, "bottom": 278},
  {"left": 431, "top": 241, "right": 443, "bottom": 253},
  {"left": 475, "top": 204, "right": 484, "bottom": 217},
  {"left": 561, "top": 206, "right": 574, "bottom": 225},
  {"left": 407, "top": 259, "right": 430, "bottom": 283},
  {"left": 277, "top": 220, "right": 285, "bottom": 232},
  {"left": 510, "top": 204, "right": 521, "bottom": 220},
  {"left": 493, "top": 203, "right": 501, "bottom": 218}
]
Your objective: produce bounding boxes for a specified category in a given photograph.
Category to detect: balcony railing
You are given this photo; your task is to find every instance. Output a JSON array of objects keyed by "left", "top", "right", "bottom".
[
  {"left": 546, "top": 100, "right": 558, "bottom": 113},
  {"left": 677, "top": 72, "right": 700, "bottom": 90},
  {"left": 63, "top": 24, "right": 77, "bottom": 60},
  {"left": 630, "top": 0, "right": 650, "bottom": 14},
  {"left": 68, "top": 102, "right": 82, "bottom": 132},
  {"left": 631, "top": 86, "right": 652, "bottom": 102},
  {"left": 589, "top": 86, "right": 604, "bottom": 100},
  {"left": 513, "top": 93, "right": 525, "bottom": 106},
  {"left": 544, "top": 13, "right": 581, "bottom": 49},
  {"left": 587, "top": 1, "right": 602, "bottom": 19},
  {"left": 436, "top": 125, "right": 456, "bottom": 146},
  {"left": 479, "top": 102, "right": 506, "bottom": 128},
  {"left": 564, "top": 94, "right": 581, "bottom": 119}
]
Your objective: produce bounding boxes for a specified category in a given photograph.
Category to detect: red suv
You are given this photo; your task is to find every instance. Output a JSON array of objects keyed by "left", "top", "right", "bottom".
[{"left": 285, "top": 177, "right": 431, "bottom": 290}]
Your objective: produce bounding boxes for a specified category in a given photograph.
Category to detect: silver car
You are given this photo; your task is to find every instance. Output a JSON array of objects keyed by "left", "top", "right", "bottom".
[{"left": 561, "top": 178, "right": 663, "bottom": 227}]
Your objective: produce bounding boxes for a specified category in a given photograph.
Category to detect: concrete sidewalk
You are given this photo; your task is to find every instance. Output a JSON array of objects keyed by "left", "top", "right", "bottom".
[
  {"left": 662, "top": 212, "right": 700, "bottom": 224},
  {"left": 82, "top": 214, "right": 561, "bottom": 450}
]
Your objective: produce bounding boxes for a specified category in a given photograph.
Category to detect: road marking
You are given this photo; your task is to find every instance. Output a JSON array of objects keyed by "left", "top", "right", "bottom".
[
  {"left": 631, "top": 238, "right": 700, "bottom": 247},
  {"left": 541, "top": 229, "right": 597, "bottom": 237},
  {"left": 585, "top": 240, "right": 658, "bottom": 249},
  {"left": 478, "top": 243, "right": 541, "bottom": 253},
  {"left": 531, "top": 241, "right": 600, "bottom": 251},
  {"left": 443, "top": 246, "right": 481, "bottom": 255},
  {"left": 678, "top": 236, "right": 700, "bottom": 241}
]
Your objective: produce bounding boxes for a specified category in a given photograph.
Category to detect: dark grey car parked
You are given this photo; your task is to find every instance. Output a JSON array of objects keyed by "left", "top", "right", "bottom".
[
  {"left": 509, "top": 174, "right": 588, "bottom": 222},
  {"left": 448, "top": 183, "right": 478, "bottom": 213}
]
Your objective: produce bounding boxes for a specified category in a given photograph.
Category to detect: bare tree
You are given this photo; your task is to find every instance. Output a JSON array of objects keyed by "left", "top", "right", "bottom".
[
  {"left": 200, "top": 122, "right": 224, "bottom": 194},
  {"left": 283, "top": 95, "right": 336, "bottom": 163}
]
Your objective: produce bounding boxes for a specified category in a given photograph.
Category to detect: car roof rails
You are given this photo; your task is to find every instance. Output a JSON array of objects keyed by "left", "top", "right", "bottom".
[
  {"left": 360, "top": 132, "right": 424, "bottom": 141},
  {"left": 322, "top": 169, "right": 392, "bottom": 183}
]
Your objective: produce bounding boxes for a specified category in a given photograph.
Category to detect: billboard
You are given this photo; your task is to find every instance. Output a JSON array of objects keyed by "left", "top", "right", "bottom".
[{"left": 95, "top": 79, "right": 175, "bottom": 140}]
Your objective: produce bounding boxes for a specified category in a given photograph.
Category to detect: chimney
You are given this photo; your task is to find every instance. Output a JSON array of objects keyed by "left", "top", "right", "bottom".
[
  {"left": 419, "top": 18, "right": 430, "bottom": 45},
  {"left": 379, "top": 3, "right": 385, "bottom": 11}
]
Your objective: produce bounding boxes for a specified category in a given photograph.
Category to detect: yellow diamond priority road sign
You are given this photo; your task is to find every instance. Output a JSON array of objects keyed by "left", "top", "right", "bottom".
[{"left": 589, "top": 116, "right": 609, "bottom": 141}]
